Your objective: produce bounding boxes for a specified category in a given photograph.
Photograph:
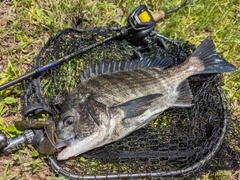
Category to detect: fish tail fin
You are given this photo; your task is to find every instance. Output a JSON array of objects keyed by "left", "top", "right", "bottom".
[{"left": 189, "top": 36, "right": 236, "bottom": 74}]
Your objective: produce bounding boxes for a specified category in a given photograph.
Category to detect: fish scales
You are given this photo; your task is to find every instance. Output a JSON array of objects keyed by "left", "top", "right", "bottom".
[
  {"left": 50, "top": 37, "right": 236, "bottom": 160},
  {"left": 84, "top": 68, "right": 166, "bottom": 106},
  {"left": 83, "top": 61, "right": 196, "bottom": 108}
]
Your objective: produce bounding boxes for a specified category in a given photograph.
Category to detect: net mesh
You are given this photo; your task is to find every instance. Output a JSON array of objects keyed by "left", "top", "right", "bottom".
[{"left": 22, "top": 27, "right": 239, "bottom": 179}]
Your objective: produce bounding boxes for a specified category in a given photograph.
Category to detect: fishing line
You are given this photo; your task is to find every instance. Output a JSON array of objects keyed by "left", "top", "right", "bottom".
[
  {"left": 165, "top": 0, "right": 192, "bottom": 15},
  {"left": 43, "top": 126, "right": 60, "bottom": 152}
]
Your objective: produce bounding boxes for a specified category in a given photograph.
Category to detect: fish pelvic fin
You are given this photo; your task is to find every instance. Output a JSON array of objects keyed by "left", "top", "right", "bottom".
[
  {"left": 188, "top": 36, "right": 236, "bottom": 74},
  {"left": 173, "top": 80, "right": 193, "bottom": 107}
]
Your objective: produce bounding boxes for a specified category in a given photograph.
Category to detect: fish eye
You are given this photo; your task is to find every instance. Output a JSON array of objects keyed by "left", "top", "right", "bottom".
[{"left": 63, "top": 116, "right": 75, "bottom": 126}]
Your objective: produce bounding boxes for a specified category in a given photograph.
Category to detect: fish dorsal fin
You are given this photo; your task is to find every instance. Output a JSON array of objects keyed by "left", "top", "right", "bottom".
[
  {"left": 80, "top": 56, "right": 172, "bottom": 80},
  {"left": 173, "top": 80, "right": 193, "bottom": 107}
]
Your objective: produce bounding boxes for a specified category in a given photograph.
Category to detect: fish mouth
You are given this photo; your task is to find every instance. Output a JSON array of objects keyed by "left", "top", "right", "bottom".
[
  {"left": 56, "top": 136, "right": 94, "bottom": 160},
  {"left": 57, "top": 143, "right": 77, "bottom": 160},
  {"left": 56, "top": 139, "right": 67, "bottom": 149},
  {"left": 56, "top": 137, "right": 75, "bottom": 149},
  {"left": 56, "top": 131, "right": 103, "bottom": 160},
  {"left": 56, "top": 138, "right": 77, "bottom": 160}
]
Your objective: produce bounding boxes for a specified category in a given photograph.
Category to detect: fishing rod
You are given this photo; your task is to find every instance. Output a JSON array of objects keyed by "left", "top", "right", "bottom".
[{"left": 0, "top": 0, "right": 191, "bottom": 91}]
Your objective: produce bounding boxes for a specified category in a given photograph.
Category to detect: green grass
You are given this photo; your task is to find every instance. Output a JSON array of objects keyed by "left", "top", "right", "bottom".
[{"left": 0, "top": 0, "right": 239, "bottom": 179}]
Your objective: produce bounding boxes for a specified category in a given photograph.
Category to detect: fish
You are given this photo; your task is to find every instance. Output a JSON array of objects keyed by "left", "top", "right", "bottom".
[{"left": 55, "top": 36, "right": 236, "bottom": 160}]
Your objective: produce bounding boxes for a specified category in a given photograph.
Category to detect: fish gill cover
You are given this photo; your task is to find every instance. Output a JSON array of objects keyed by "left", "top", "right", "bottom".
[{"left": 22, "top": 27, "right": 239, "bottom": 179}]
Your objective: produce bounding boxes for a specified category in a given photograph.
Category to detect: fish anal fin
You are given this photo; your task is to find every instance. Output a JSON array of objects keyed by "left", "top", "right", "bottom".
[
  {"left": 173, "top": 80, "right": 193, "bottom": 107},
  {"left": 116, "top": 94, "right": 163, "bottom": 120}
]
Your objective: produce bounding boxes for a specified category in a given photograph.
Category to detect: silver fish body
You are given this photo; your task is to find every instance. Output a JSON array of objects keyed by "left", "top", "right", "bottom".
[{"left": 56, "top": 37, "right": 236, "bottom": 160}]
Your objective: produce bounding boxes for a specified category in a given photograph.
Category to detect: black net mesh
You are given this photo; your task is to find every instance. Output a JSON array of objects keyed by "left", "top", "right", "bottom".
[{"left": 22, "top": 27, "right": 239, "bottom": 179}]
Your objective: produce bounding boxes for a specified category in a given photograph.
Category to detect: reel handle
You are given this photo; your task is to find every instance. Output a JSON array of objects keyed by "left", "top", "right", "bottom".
[{"left": 152, "top": 0, "right": 192, "bottom": 22}]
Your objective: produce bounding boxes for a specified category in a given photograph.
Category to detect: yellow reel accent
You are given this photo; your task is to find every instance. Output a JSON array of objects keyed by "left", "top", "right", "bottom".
[{"left": 138, "top": 10, "right": 151, "bottom": 23}]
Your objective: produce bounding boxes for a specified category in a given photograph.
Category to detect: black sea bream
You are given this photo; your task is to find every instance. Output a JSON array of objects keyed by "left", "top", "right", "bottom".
[{"left": 56, "top": 37, "right": 236, "bottom": 160}]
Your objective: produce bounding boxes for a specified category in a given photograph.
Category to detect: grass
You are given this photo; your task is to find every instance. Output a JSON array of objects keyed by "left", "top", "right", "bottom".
[{"left": 0, "top": 0, "right": 239, "bottom": 179}]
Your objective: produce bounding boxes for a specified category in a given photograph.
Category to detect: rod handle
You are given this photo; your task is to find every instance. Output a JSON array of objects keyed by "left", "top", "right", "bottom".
[{"left": 152, "top": 11, "right": 165, "bottom": 22}]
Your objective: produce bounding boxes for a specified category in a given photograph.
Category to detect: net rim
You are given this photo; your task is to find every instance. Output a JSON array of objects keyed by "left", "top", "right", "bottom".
[{"left": 30, "top": 28, "right": 229, "bottom": 179}]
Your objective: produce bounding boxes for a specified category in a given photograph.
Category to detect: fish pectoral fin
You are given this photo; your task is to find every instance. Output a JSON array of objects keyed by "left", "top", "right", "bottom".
[
  {"left": 173, "top": 80, "right": 193, "bottom": 107},
  {"left": 116, "top": 94, "right": 163, "bottom": 120}
]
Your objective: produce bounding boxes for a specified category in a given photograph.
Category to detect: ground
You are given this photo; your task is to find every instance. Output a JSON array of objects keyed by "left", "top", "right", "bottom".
[{"left": 0, "top": 0, "right": 239, "bottom": 179}]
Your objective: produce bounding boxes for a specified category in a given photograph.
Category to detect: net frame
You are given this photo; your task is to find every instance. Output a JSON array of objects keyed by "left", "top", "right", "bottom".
[{"left": 22, "top": 27, "right": 238, "bottom": 179}]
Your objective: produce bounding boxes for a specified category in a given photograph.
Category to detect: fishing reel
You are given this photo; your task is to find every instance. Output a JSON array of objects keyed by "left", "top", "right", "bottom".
[
  {"left": 125, "top": 4, "right": 180, "bottom": 52},
  {"left": 126, "top": 5, "right": 157, "bottom": 46}
]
